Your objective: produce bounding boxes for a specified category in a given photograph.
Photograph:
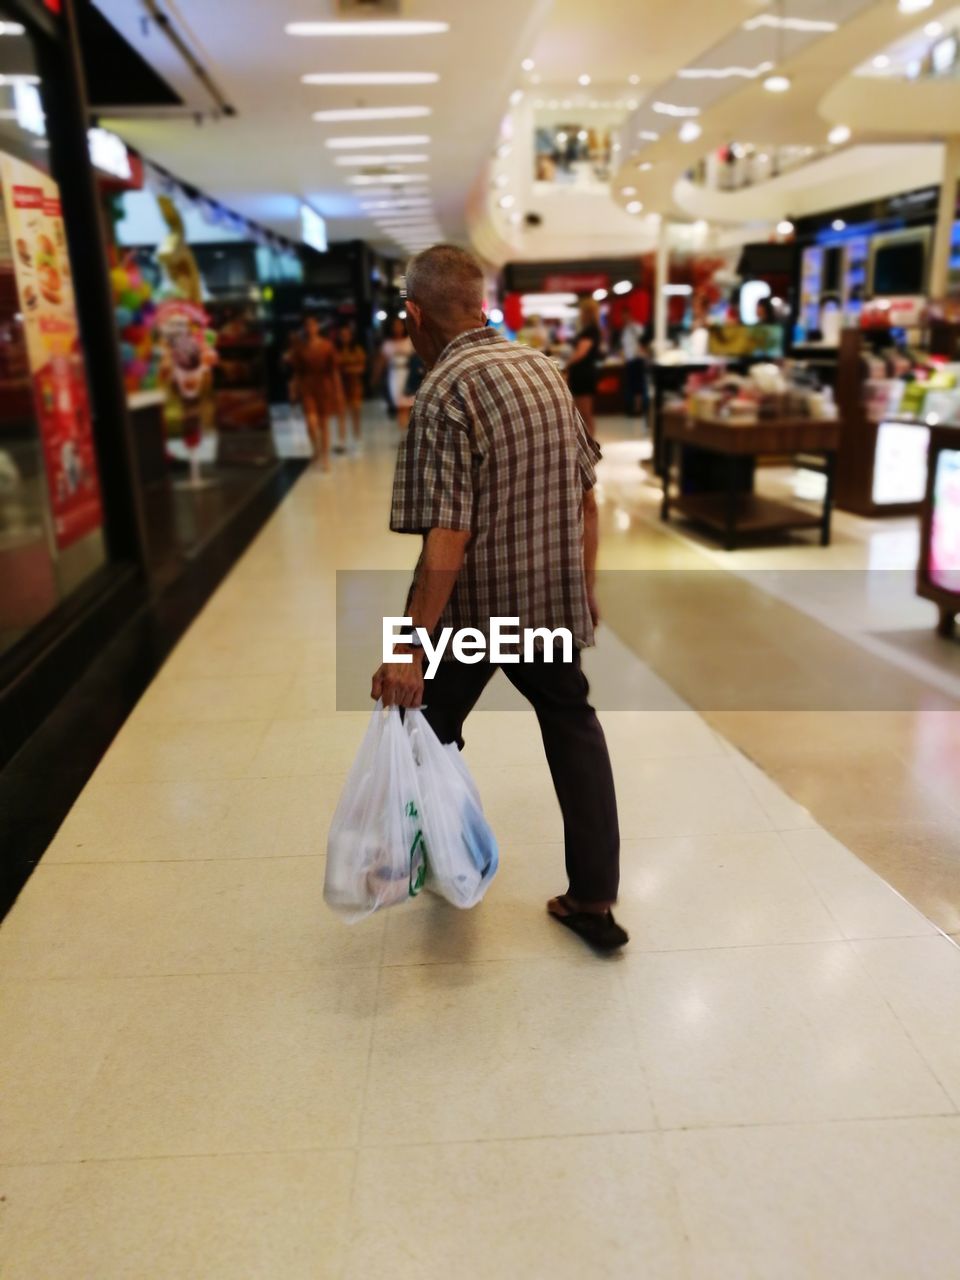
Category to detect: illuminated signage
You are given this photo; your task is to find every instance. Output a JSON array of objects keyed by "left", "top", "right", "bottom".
[
  {"left": 88, "top": 127, "right": 132, "bottom": 180},
  {"left": 300, "top": 203, "right": 328, "bottom": 253},
  {"left": 13, "top": 82, "right": 44, "bottom": 136}
]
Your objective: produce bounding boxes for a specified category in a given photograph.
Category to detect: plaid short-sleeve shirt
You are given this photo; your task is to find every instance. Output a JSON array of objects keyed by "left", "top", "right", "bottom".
[{"left": 390, "top": 327, "right": 601, "bottom": 650}]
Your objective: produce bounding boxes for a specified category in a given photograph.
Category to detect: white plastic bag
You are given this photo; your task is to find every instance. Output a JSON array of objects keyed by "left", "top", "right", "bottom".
[
  {"left": 405, "top": 709, "right": 499, "bottom": 909},
  {"left": 324, "top": 703, "right": 427, "bottom": 922}
]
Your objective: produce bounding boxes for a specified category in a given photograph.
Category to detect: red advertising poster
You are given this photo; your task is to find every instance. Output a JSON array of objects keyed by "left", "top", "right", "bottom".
[
  {"left": 543, "top": 273, "right": 610, "bottom": 293},
  {"left": 0, "top": 154, "right": 102, "bottom": 549}
]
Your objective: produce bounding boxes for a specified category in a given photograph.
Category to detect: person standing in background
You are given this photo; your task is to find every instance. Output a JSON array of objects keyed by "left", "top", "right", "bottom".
[
  {"left": 377, "top": 315, "right": 416, "bottom": 432},
  {"left": 335, "top": 321, "right": 367, "bottom": 452},
  {"left": 621, "top": 318, "right": 650, "bottom": 423},
  {"left": 566, "top": 296, "right": 603, "bottom": 439},
  {"left": 291, "top": 314, "right": 338, "bottom": 470}
]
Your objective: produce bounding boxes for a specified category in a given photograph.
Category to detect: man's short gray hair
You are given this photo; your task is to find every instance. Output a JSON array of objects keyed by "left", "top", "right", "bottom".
[{"left": 405, "top": 244, "right": 485, "bottom": 328}]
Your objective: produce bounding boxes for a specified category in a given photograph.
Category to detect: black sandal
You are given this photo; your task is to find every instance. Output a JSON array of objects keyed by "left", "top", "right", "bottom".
[{"left": 548, "top": 896, "right": 629, "bottom": 953}]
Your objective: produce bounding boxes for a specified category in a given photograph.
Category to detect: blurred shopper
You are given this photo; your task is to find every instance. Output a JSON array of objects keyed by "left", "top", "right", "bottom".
[
  {"left": 336, "top": 321, "right": 367, "bottom": 450},
  {"left": 377, "top": 316, "right": 416, "bottom": 432},
  {"left": 566, "top": 296, "right": 603, "bottom": 439},
  {"left": 621, "top": 318, "right": 650, "bottom": 422},
  {"left": 372, "top": 244, "right": 626, "bottom": 953},
  {"left": 291, "top": 315, "right": 338, "bottom": 470}
]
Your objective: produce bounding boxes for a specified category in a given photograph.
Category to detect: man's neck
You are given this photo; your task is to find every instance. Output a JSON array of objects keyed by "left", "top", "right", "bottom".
[{"left": 421, "top": 319, "right": 484, "bottom": 370}]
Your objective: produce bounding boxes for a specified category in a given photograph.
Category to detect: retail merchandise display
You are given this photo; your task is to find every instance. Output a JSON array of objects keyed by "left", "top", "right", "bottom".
[
  {"left": 681, "top": 362, "right": 837, "bottom": 425},
  {"left": 110, "top": 257, "right": 162, "bottom": 394}
]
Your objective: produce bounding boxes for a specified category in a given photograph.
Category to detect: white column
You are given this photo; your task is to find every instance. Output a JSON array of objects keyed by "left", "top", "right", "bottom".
[
  {"left": 654, "top": 218, "right": 670, "bottom": 355},
  {"left": 929, "top": 137, "right": 960, "bottom": 300}
]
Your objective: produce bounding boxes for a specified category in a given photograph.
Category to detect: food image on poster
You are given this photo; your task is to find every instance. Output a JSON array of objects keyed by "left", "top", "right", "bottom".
[
  {"left": 0, "top": 152, "right": 102, "bottom": 550},
  {"left": 154, "top": 298, "right": 217, "bottom": 447},
  {"left": 928, "top": 447, "right": 960, "bottom": 594}
]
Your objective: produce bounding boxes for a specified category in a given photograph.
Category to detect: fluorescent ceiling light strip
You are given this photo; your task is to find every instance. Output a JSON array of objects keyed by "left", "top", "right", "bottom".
[
  {"left": 652, "top": 101, "right": 700, "bottom": 117},
  {"left": 286, "top": 20, "right": 448, "bottom": 36},
  {"left": 335, "top": 154, "right": 429, "bottom": 165},
  {"left": 679, "top": 62, "right": 773, "bottom": 80},
  {"left": 313, "top": 106, "right": 431, "bottom": 122},
  {"left": 325, "top": 136, "right": 430, "bottom": 149},
  {"left": 743, "top": 15, "right": 837, "bottom": 31},
  {"left": 302, "top": 72, "right": 439, "bottom": 86},
  {"left": 348, "top": 173, "right": 428, "bottom": 184}
]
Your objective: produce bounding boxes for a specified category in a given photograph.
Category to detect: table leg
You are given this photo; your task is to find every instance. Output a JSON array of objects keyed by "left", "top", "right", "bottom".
[
  {"left": 724, "top": 453, "right": 738, "bottom": 551},
  {"left": 660, "top": 438, "right": 673, "bottom": 522},
  {"left": 937, "top": 608, "right": 956, "bottom": 639},
  {"left": 821, "top": 450, "right": 835, "bottom": 547}
]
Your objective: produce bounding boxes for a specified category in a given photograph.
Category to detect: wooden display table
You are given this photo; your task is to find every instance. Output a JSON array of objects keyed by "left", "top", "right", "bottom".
[{"left": 661, "top": 411, "right": 840, "bottom": 550}]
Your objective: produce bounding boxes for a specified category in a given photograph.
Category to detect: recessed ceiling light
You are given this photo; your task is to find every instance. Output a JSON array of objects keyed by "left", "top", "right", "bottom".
[
  {"left": 652, "top": 101, "right": 700, "bottom": 117},
  {"left": 832, "top": 219, "right": 847, "bottom": 231},
  {"left": 613, "top": 280, "right": 633, "bottom": 295},
  {"left": 593, "top": 288, "right": 608, "bottom": 301},
  {"left": 872, "top": 54, "right": 891, "bottom": 69},
  {"left": 312, "top": 106, "right": 432, "bottom": 122},
  {"left": 639, "top": 161, "right": 653, "bottom": 171},
  {"left": 828, "top": 123, "right": 851, "bottom": 145},
  {"left": 777, "top": 219, "right": 795, "bottom": 235},
  {"left": 628, "top": 74, "right": 640, "bottom": 85},
  {"left": 510, "top": 89, "right": 524, "bottom": 105},
  {"left": 763, "top": 74, "right": 792, "bottom": 92},
  {"left": 0, "top": 73, "right": 37, "bottom": 84},
  {"left": 693, "top": 220, "right": 708, "bottom": 234},
  {"left": 498, "top": 194, "right": 515, "bottom": 209},
  {"left": 302, "top": 72, "right": 439, "bottom": 86},
  {"left": 621, "top": 185, "right": 637, "bottom": 196},
  {"left": 334, "top": 154, "right": 428, "bottom": 165},
  {"left": 680, "top": 62, "right": 773, "bottom": 80},
  {"left": 0, "top": 20, "right": 25, "bottom": 34},
  {"left": 626, "top": 201, "right": 643, "bottom": 214},
  {"left": 522, "top": 58, "right": 535, "bottom": 71},
  {"left": 285, "top": 20, "right": 449, "bottom": 36},
  {"left": 679, "top": 121, "right": 702, "bottom": 142},
  {"left": 898, "top": 0, "right": 932, "bottom": 11},
  {"left": 743, "top": 14, "right": 837, "bottom": 31},
  {"left": 578, "top": 73, "right": 591, "bottom": 86},
  {"left": 638, "top": 130, "right": 660, "bottom": 141},
  {"left": 348, "top": 173, "right": 428, "bottom": 184},
  {"left": 925, "top": 20, "right": 943, "bottom": 36},
  {"left": 325, "top": 135, "right": 430, "bottom": 149}
]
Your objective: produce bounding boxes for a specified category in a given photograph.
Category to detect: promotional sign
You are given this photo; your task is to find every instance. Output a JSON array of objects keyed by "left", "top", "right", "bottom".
[
  {"left": 543, "top": 273, "right": 609, "bottom": 293},
  {"left": 873, "top": 422, "right": 931, "bottom": 506},
  {"left": 0, "top": 153, "right": 102, "bottom": 549},
  {"left": 929, "top": 447, "right": 960, "bottom": 593},
  {"left": 154, "top": 297, "right": 217, "bottom": 446}
]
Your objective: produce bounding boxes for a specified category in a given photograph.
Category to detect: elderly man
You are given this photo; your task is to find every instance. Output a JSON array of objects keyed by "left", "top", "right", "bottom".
[{"left": 372, "top": 244, "right": 626, "bottom": 952}]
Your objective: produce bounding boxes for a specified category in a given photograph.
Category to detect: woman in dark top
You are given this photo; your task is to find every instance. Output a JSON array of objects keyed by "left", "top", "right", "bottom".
[{"left": 566, "top": 296, "right": 602, "bottom": 438}]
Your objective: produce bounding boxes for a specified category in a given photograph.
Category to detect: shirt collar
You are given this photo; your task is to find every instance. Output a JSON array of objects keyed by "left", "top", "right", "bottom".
[{"left": 435, "top": 326, "right": 506, "bottom": 367}]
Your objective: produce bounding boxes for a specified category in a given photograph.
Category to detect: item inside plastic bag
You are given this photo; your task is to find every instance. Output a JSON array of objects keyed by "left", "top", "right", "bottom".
[
  {"left": 324, "top": 702, "right": 498, "bottom": 921},
  {"left": 324, "top": 703, "right": 427, "bottom": 922}
]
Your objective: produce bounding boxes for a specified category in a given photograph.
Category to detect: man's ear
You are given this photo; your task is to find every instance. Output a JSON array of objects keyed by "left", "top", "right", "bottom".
[{"left": 406, "top": 300, "right": 422, "bottom": 329}]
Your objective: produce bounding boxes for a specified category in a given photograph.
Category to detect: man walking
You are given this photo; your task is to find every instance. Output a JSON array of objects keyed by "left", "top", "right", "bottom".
[{"left": 372, "top": 245, "right": 626, "bottom": 952}]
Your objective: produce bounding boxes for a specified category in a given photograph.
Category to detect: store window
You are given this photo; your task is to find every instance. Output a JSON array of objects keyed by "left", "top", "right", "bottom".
[{"left": 0, "top": 6, "right": 106, "bottom": 657}]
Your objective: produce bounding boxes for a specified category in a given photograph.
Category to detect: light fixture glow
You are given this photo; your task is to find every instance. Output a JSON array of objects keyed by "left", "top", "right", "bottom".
[
  {"left": 664, "top": 284, "right": 693, "bottom": 296},
  {"left": 626, "top": 200, "right": 643, "bottom": 214},
  {"left": 639, "top": 162, "right": 653, "bottom": 172},
  {"left": 335, "top": 154, "right": 428, "bottom": 165},
  {"left": 313, "top": 106, "right": 431, "bottom": 122},
  {"left": 680, "top": 62, "right": 773, "bottom": 80},
  {"left": 613, "top": 280, "right": 633, "bottom": 295},
  {"left": 743, "top": 14, "right": 837, "bottom": 31},
  {"left": 898, "top": 0, "right": 933, "bottom": 12},
  {"left": 489, "top": 307, "right": 505, "bottom": 323},
  {"left": 638, "top": 130, "right": 660, "bottom": 141},
  {"left": 593, "top": 288, "right": 608, "bottom": 301},
  {"left": 302, "top": 72, "right": 439, "bottom": 86},
  {"left": 0, "top": 73, "right": 38, "bottom": 85},
  {"left": 628, "top": 74, "right": 640, "bottom": 85},
  {"left": 286, "top": 20, "right": 448, "bottom": 36},
  {"left": 828, "top": 124, "right": 851, "bottom": 145},
  {"left": 832, "top": 219, "right": 847, "bottom": 231},
  {"left": 621, "top": 186, "right": 637, "bottom": 196},
  {"left": 521, "top": 58, "right": 535, "bottom": 71},
  {"left": 0, "top": 20, "right": 25, "bottom": 34},
  {"left": 578, "top": 73, "right": 591, "bottom": 86},
  {"left": 653, "top": 100, "right": 700, "bottom": 117},
  {"left": 925, "top": 21, "right": 943, "bottom": 36},
  {"left": 498, "top": 194, "right": 516, "bottom": 209},
  {"left": 348, "top": 173, "right": 428, "bottom": 185},
  {"left": 510, "top": 89, "right": 524, "bottom": 106},
  {"left": 679, "top": 121, "right": 702, "bottom": 143},
  {"left": 872, "top": 54, "right": 891, "bottom": 69},
  {"left": 325, "top": 135, "right": 430, "bottom": 149},
  {"left": 777, "top": 219, "right": 795, "bottom": 236},
  {"left": 763, "top": 74, "right": 792, "bottom": 92}
]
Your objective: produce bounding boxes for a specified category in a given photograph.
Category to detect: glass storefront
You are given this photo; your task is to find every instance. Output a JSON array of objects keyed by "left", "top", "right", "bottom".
[{"left": 0, "top": 7, "right": 106, "bottom": 657}]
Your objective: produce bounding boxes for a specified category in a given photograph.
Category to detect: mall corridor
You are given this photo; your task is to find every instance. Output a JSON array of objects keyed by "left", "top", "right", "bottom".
[{"left": 2, "top": 413, "right": 959, "bottom": 1278}]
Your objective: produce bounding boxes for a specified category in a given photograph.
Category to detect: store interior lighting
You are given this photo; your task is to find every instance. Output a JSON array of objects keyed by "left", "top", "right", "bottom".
[
  {"left": 312, "top": 106, "right": 432, "bottom": 122},
  {"left": 680, "top": 62, "right": 774, "bottom": 79},
  {"left": 325, "top": 136, "right": 430, "bottom": 149},
  {"left": 613, "top": 280, "right": 633, "bottom": 295},
  {"left": 679, "top": 121, "right": 702, "bottom": 142},
  {"left": 286, "top": 20, "right": 449, "bottom": 36},
  {"left": 334, "top": 155, "right": 428, "bottom": 166},
  {"left": 302, "top": 72, "right": 439, "bottom": 86}
]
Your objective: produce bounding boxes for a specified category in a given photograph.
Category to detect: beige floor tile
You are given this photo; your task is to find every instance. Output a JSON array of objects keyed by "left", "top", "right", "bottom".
[
  {"left": 612, "top": 755, "right": 775, "bottom": 839},
  {"left": 779, "top": 827, "right": 939, "bottom": 939},
  {"left": 62, "top": 969, "right": 377, "bottom": 1159},
  {"left": 131, "top": 672, "right": 296, "bottom": 724},
  {"left": 665, "top": 1118, "right": 960, "bottom": 1280},
  {"left": 0, "top": 856, "right": 381, "bottom": 977},
  {"left": 160, "top": 634, "right": 312, "bottom": 681},
  {"left": 854, "top": 936, "right": 960, "bottom": 1110},
  {"left": 0, "top": 1162, "right": 74, "bottom": 1270},
  {"left": 0, "top": 1151, "right": 355, "bottom": 1280},
  {"left": 246, "top": 714, "right": 369, "bottom": 777},
  {"left": 0, "top": 979, "right": 127, "bottom": 1162},
  {"left": 362, "top": 958, "right": 654, "bottom": 1144},
  {"left": 729, "top": 751, "right": 817, "bottom": 830},
  {"left": 96, "top": 719, "right": 270, "bottom": 783},
  {"left": 618, "top": 832, "right": 841, "bottom": 950},
  {"left": 344, "top": 1134, "right": 686, "bottom": 1280},
  {"left": 623, "top": 943, "right": 951, "bottom": 1128}
]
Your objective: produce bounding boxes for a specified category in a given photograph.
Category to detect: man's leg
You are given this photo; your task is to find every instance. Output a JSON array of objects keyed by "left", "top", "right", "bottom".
[
  {"left": 420, "top": 658, "right": 496, "bottom": 750},
  {"left": 503, "top": 651, "right": 620, "bottom": 907}
]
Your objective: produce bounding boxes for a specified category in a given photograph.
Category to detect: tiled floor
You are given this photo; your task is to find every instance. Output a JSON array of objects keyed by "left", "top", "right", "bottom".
[{"left": 2, "top": 409, "right": 960, "bottom": 1277}]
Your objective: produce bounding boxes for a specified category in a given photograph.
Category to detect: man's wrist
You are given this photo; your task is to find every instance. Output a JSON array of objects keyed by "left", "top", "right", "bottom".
[{"left": 395, "top": 644, "right": 426, "bottom": 664}]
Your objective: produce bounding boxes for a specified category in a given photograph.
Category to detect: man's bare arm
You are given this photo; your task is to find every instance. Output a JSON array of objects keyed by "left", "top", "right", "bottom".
[{"left": 583, "top": 487, "right": 600, "bottom": 626}]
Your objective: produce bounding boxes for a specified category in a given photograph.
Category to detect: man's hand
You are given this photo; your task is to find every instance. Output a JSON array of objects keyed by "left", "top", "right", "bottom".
[
  {"left": 587, "top": 587, "right": 601, "bottom": 629},
  {"left": 371, "top": 648, "right": 425, "bottom": 708}
]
